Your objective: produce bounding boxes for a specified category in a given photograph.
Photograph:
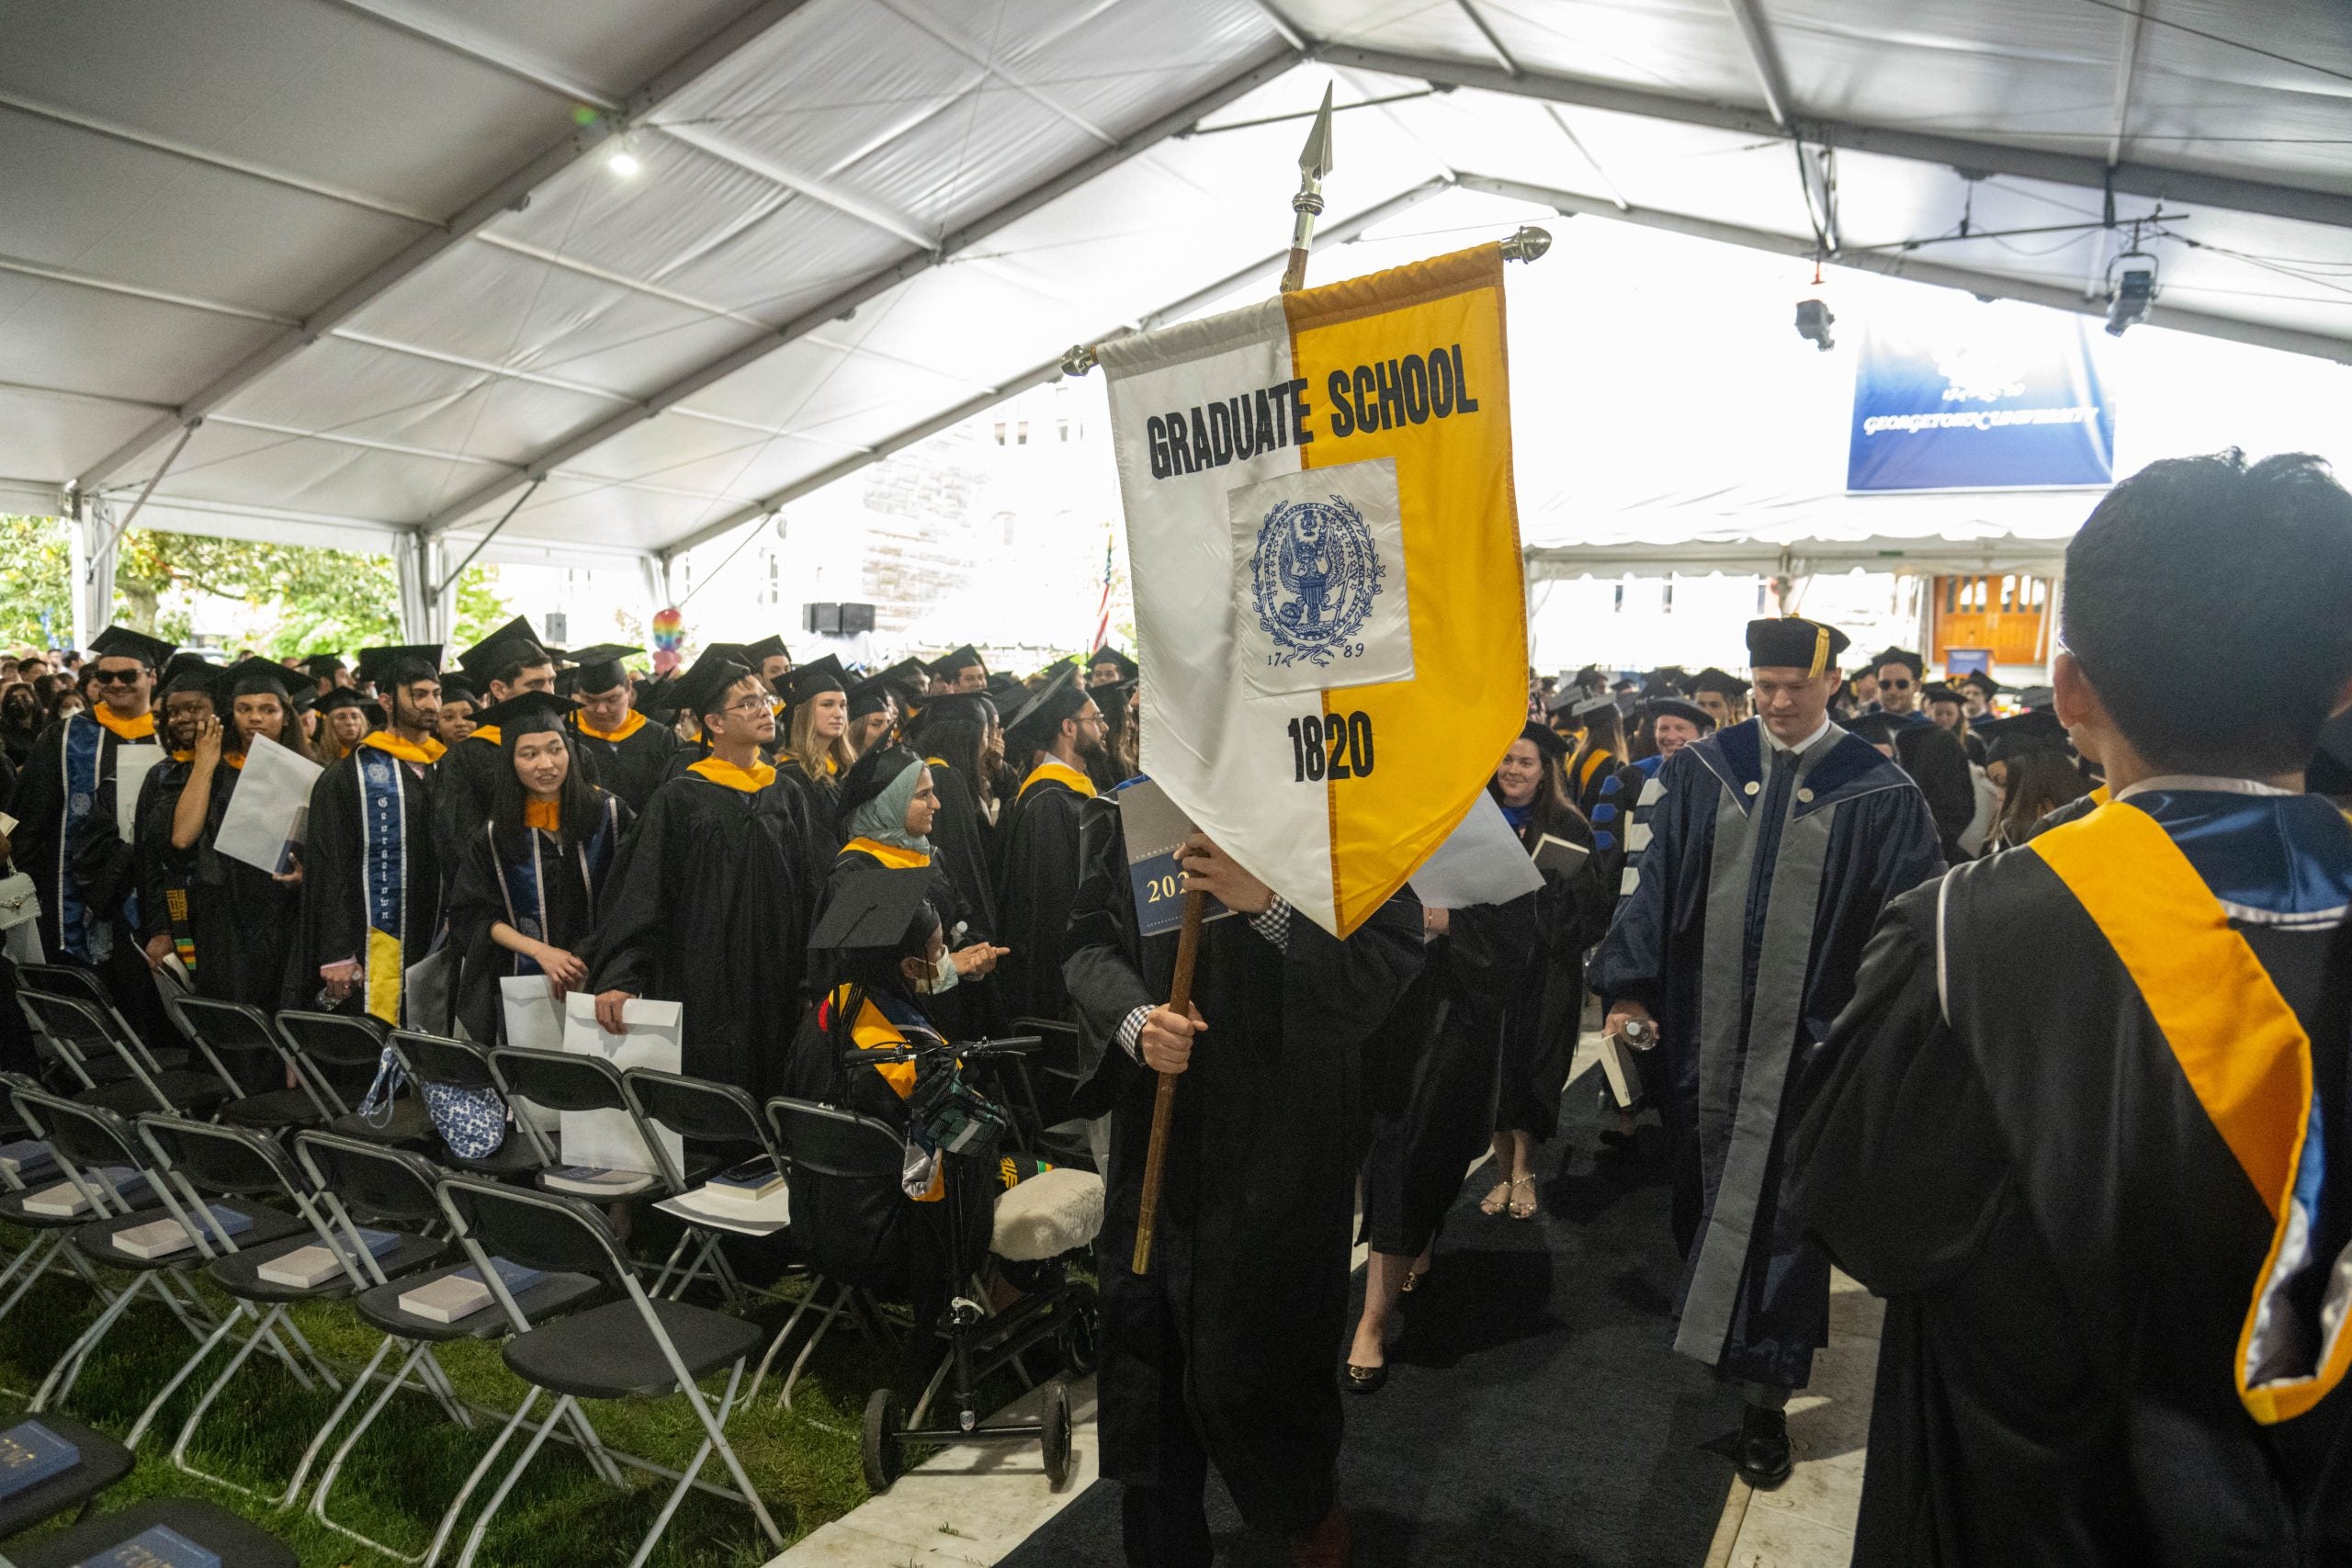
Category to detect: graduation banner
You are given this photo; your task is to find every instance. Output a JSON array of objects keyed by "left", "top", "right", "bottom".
[
  {"left": 1099, "top": 243, "right": 1526, "bottom": 937},
  {"left": 1848, "top": 302, "right": 2115, "bottom": 491}
]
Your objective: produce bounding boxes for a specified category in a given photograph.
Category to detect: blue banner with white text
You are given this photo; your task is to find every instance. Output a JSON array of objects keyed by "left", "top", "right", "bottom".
[{"left": 1848, "top": 303, "right": 2114, "bottom": 491}]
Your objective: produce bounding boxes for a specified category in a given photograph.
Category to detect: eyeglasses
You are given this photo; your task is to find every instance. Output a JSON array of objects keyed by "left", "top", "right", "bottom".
[
  {"left": 90, "top": 668, "right": 143, "bottom": 685},
  {"left": 723, "top": 695, "right": 772, "bottom": 716}
]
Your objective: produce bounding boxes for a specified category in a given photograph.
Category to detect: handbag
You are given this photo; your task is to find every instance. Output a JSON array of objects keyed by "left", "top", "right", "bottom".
[
  {"left": 0, "top": 872, "right": 42, "bottom": 964},
  {"left": 353, "top": 1046, "right": 506, "bottom": 1159}
]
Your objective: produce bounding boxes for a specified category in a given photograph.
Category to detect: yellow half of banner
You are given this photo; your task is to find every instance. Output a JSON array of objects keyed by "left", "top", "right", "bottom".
[{"left": 1284, "top": 244, "right": 1527, "bottom": 935}]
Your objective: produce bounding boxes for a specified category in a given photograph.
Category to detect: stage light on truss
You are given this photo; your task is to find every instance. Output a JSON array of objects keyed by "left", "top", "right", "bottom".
[
  {"left": 1793, "top": 298, "right": 1836, "bottom": 352},
  {"left": 2106, "top": 255, "right": 2157, "bottom": 336}
]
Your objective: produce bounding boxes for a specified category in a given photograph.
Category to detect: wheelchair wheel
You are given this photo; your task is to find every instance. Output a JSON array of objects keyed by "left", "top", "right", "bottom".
[
  {"left": 1057, "top": 1281, "right": 1100, "bottom": 1375},
  {"left": 1041, "top": 1379, "right": 1072, "bottom": 1490},
  {"left": 862, "top": 1388, "right": 904, "bottom": 1493}
]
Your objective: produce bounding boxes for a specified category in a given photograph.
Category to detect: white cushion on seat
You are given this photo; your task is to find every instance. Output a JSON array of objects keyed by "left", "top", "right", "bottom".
[{"left": 990, "top": 1168, "right": 1104, "bottom": 1260}]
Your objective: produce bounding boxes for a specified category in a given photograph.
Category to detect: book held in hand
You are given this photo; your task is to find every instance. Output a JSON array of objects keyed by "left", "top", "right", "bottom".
[
  {"left": 1532, "top": 832, "right": 1591, "bottom": 876},
  {"left": 22, "top": 1167, "right": 147, "bottom": 1218},
  {"left": 702, "top": 1156, "right": 782, "bottom": 1203},
  {"left": 0, "top": 1417, "right": 80, "bottom": 1500},
  {"left": 255, "top": 1227, "right": 401, "bottom": 1289},
  {"left": 541, "top": 1164, "right": 650, "bottom": 1198},
  {"left": 397, "top": 1258, "right": 547, "bottom": 1325},
  {"left": 73, "top": 1522, "right": 221, "bottom": 1567},
  {"left": 111, "top": 1205, "right": 254, "bottom": 1261}
]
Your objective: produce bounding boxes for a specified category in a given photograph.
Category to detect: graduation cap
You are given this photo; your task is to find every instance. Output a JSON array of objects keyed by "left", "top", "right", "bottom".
[
  {"left": 1645, "top": 696, "right": 1715, "bottom": 732},
  {"left": 783, "top": 654, "right": 845, "bottom": 708},
  {"left": 1845, "top": 711, "right": 1903, "bottom": 748},
  {"left": 1687, "top": 667, "right": 1750, "bottom": 699},
  {"left": 672, "top": 646, "right": 759, "bottom": 721},
  {"left": 1959, "top": 671, "right": 2003, "bottom": 696},
  {"left": 1519, "top": 719, "right": 1569, "bottom": 762},
  {"left": 809, "top": 865, "right": 936, "bottom": 953},
  {"left": 316, "top": 687, "right": 370, "bottom": 717},
  {"left": 1868, "top": 645, "right": 1926, "bottom": 679},
  {"left": 1747, "top": 617, "right": 1851, "bottom": 676},
  {"left": 1974, "top": 708, "right": 2073, "bottom": 767},
  {"left": 1921, "top": 682, "right": 1964, "bottom": 706},
  {"left": 356, "top": 644, "right": 443, "bottom": 689},
  {"left": 928, "top": 645, "right": 987, "bottom": 682},
  {"left": 456, "top": 615, "right": 546, "bottom": 676},
  {"left": 157, "top": 652, "right": 219, "bottom": 697},
  {"left": 216, "top": 656, "right": 294, "bottom": 702},
  {"left": 908, "top": 691, "right": 996, "bottom": 742},
  {"left": 89, "top": 625, "right": 175, "bottom": 670},
  {"left": 844, "top": 672, "right": 895, "bottom": 720},
  {"left": 300, "top": 652, "right": 347, "bottom": 682},
  {"left": 872, "top": 657, "right": 930, "bottom": 706},
  {"left": 562, "top": 644, "right": 639, "bottom": 694},
  {"left": 1570, "top": 694, "right": 1619, "bottom": 719},
  {"left": 1643, "top": 666, "right": 1690, "bottom": 695},
  {"left": 289, "top": 685, "right": 319, "bottom": 716},
  {"left": 631, "top": 674, "right": 682, "bottom": 724},
  {"left": 837, "top": 743, "right": 922, "bottom": 821},
  {"left": 1088, "top": 646, "right": 1138, "bottom": 682},
  {"left": 471, "top": 691, "right": 579, "bottom": 740},
  {"left": 1004, "top": 665, "right": 1091, "bottom": 753},
  {"left": 1610, "top": 677, "right": 1637, "bottom": 694},
  {"left": 437, "top": 672, "right": 479, "bottom": 706},
  {"left": 744, "top": 634, "right": 790, "bottom": 668}
]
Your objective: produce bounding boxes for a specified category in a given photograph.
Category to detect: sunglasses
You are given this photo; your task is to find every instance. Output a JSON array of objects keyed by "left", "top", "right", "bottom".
[
  {"left": 90, "top": 668, "right": 144, "bottom": 685},
  {"left": 1879, "top": 677, "right": 1914, "bottom": 690}
]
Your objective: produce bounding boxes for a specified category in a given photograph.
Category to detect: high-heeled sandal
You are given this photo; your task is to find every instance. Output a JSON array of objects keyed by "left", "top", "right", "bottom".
[
  {"left": 1507, "top": 1174, "right": 1538, "bottom": 1221},
  {"left": 1343, "top": 1360, "right": 1388, "bottom": 1394},
  {"left": 1477, "top": 1179, "right": 1513, "bottom": 1216}
]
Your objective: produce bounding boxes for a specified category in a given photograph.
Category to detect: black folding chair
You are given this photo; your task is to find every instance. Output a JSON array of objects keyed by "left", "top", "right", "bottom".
[
  {"left": 7, "top": 1090, "right": 296, "bottom": 1424},
  {"left": 484, "top": 1046, "right": 671, "bottom": 1200},
  {"left": 130, "top": 1113, "right": 447, "bottom": 1505},
  {"left": 17, "top": 961, "right": 190, "bottom": 1077},
  {"left": 752, "top": 1096, "right": 910, "bottom": 1410},
  {"left": 295, "top": 1131, "right": 601, "bottom": 1567},
  {"left": 619, "top": 1066, "right": 786, "bottom": 1307},
  {"left": 170, "top": 996, "right": 330, "bottom": 1131},
  {"left": 0, "top": 1077, "right": 157, "bottom": 1364},
  {"left": 18, "top": 989, "right": 236, "bottom": 1121},
  {"left": 390, "top": 1031, "right": 545, "bottom": 1180},
  {"left": 1010, "top": 1015, "right": 1101, "bottom": 1170},
  {"left": 0, "top": 1410, "right": 134, "bottom": 1542},
  {"left": 433, "top": 1175, "right": 782, "bottom": 1567},
  {"left": 274, "top": 1009, "right": 436, "bottom": 1146},
  {"left": 9, "top": 1494, "right": 298, "bottom": 1568}
]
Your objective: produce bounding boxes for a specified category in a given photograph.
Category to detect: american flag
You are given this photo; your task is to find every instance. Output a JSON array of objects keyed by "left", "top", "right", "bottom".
[{"left": 1090, "top": 526, "right": 1114, "bottom": 653}]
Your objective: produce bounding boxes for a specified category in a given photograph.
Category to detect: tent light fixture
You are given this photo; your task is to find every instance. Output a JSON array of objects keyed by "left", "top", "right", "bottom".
[
  {"left": 607, "top": 142, "right": 642, "bottom": 179},
  {"left": 2106, "top": 251, "right": 2157, "bottom": 335}
]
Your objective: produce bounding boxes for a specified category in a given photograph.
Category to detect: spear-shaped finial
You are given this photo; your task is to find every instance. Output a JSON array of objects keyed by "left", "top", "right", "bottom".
[{"left": 1278, "top": 85, "right": 1335, "bottom": 293}]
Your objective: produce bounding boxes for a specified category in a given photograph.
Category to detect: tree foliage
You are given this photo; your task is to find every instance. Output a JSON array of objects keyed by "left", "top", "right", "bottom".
[{"left": 0, "top": 514, "right": 73, "bottom": 649}]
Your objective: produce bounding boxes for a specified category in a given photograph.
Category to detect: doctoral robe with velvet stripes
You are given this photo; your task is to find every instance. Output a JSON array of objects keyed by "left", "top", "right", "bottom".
[
  {"left": 1790, "top": 787, "right": 2352, "bottom": 1567},
  {"left": 1589, "top": 716, "right": 1942, "bottom": 1387}
]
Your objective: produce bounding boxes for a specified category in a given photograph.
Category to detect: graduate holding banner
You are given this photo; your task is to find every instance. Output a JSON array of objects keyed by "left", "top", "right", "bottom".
[{"left": 1067, "top": 124, "right": 1544, "bottom": 1557}]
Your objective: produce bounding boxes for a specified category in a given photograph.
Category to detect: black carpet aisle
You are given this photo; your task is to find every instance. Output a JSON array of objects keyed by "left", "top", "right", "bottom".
[{"left": 1000, "top": 1078, "right": 1738, "bottom": 1567}]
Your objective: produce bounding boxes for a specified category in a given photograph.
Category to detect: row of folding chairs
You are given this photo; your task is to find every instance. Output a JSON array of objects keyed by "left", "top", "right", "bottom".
[{"left": 0, "top": 1075, "right": 786, "bottom": 1568}]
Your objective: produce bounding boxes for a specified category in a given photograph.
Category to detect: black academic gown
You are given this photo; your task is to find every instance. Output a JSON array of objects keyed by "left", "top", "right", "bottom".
[
  {"left": 1362, "top": 892, "right": 1541, "bottom": 1257},
  {"left": 133, "top": 756, "right": 301, "bottom": 1017},
  {"left": 564, "top": 714, "right": 678, "bottom": 814},
  {"left": 1589, "top": 716, "right": 1943, "bottom": 1389},
  {"left": 1063, "top": 798, "right": 1423, "bottom": 1537},
  {"left": 445, "top": 792, "right": 629, "bottom": 1045},
  {"left": 921, "top": 758, "right": 998, "bottom": 942},
  {"left": 585, "top": 761, "right": 818, "bottom": 1100},
  {"left": 1791, "top": 790, "right": 2352, "bottom": 1567},
  {"left": 1495, "top": 806, "right": 1612, "bottom": 1141},
  {"left": 1886, "top": 710, "right": 1977, "bottom": 863},
  {"left": 298, "top": 738, "right": 443, "bottom": 1023},
  {"left": 994, "top": 762, "right": 1094, "bottom": 1022}
]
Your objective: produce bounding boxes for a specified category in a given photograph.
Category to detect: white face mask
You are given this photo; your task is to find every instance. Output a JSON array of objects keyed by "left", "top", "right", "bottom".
[{"left": 919, "top": 952, "right": 959, "bottom": 994}]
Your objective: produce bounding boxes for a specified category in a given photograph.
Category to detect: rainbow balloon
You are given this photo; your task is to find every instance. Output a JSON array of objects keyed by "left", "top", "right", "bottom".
[{"left": 652, "top": 607, "right": 684, "bottom": 673}]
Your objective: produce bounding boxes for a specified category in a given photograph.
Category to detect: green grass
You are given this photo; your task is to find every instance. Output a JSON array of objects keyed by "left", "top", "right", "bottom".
[{"left": 0, "top": 1223, "right": 896, "bottom": 1567}]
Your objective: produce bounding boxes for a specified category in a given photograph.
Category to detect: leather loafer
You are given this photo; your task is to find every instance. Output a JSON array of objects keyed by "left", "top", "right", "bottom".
[
  {"left": 1735, "top": 1404, "right": 1792, "bottom": 1489},
  {"left": 1342, "top": 1362, "right": 1387, "bottom": 1395}
]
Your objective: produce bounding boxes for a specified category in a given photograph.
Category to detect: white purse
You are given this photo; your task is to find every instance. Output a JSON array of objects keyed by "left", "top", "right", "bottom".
[{"left": 0, "top": 872, "right": 42, "bottom": 964}]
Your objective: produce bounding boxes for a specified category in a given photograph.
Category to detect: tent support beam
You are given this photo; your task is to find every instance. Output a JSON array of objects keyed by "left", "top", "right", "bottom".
[
  {"left": 72, "top": 0, "right": 827, "bottom": 497},
  {"left": 1455, "top": 173, "right": 2352, "bottom": 365},
  {"left": 419, "top": 43, "right": 1303, "bottom": 540},
  {"left": 1320, "top": 45, "right": 2352, "bottom": 235},
  {"left": 1720, "top": 0, "right": 1795, "bottom": 128}
]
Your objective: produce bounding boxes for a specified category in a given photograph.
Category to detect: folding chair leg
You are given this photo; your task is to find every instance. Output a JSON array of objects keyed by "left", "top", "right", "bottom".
[
  {"left": 32, "top": 1269, "right": 168, "bottom": 1412},
  {"left": 124, "top": 1295, "right": 251, "bottom": 1449},
  {"left": 285, "top": 1333, "right": 400, "bottom": 1508},
  {"left": 626, "top": 1362, "right": 779, "bottom": 1566},
  {"left": 425, "top": 1386, "right": 543, "bottom": 1568},
  {"left": 312, "top": 1340, "right": 449, "bottom": 1566},
  {"left": 453, "top": 1393, "right": 572, "bottom": 1568},
  {"left": 169, "top": 1302, "right": 346, "bottom": 1505},
  {"left": 745, "top": 1278, "right": 852, "bottom": 1409}
]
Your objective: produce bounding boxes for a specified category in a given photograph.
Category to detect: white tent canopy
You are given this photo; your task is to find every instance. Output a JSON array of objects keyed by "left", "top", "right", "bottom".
[{"left": 8, "top": 0, "right": 2352, "bottom": 645}]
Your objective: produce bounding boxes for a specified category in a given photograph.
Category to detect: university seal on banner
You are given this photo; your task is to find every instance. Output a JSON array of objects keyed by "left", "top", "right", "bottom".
[
  {"left": 1227, "top": 457, "right": 1414, "bottom": 698},
  {"left": 1249, "top": 494, "right": 1385, "bottom": 670}
]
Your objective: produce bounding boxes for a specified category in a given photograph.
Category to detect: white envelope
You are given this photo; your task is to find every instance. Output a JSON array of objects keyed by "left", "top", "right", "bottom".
[
  {"left": 559, "top": 992, "right": 683, "bottom": 1178},
  {"left": 113, "top": 744, "right": 163, "bottom": 842},
  {"left": 215, "top": 733, "right": 323, "bottom": 874},
  {"left": 500, "top": 976, "right": 565, "bottom": 1052}
]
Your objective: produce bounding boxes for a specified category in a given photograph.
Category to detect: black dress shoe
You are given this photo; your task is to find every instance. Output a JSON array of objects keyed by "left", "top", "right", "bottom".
[
  {"left": 1735, "top": 1404, "right": 1792, "bottom": 1489},
  {"left": 1343, "top": 1362, "right": 1387, "bottom": 1395}
]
